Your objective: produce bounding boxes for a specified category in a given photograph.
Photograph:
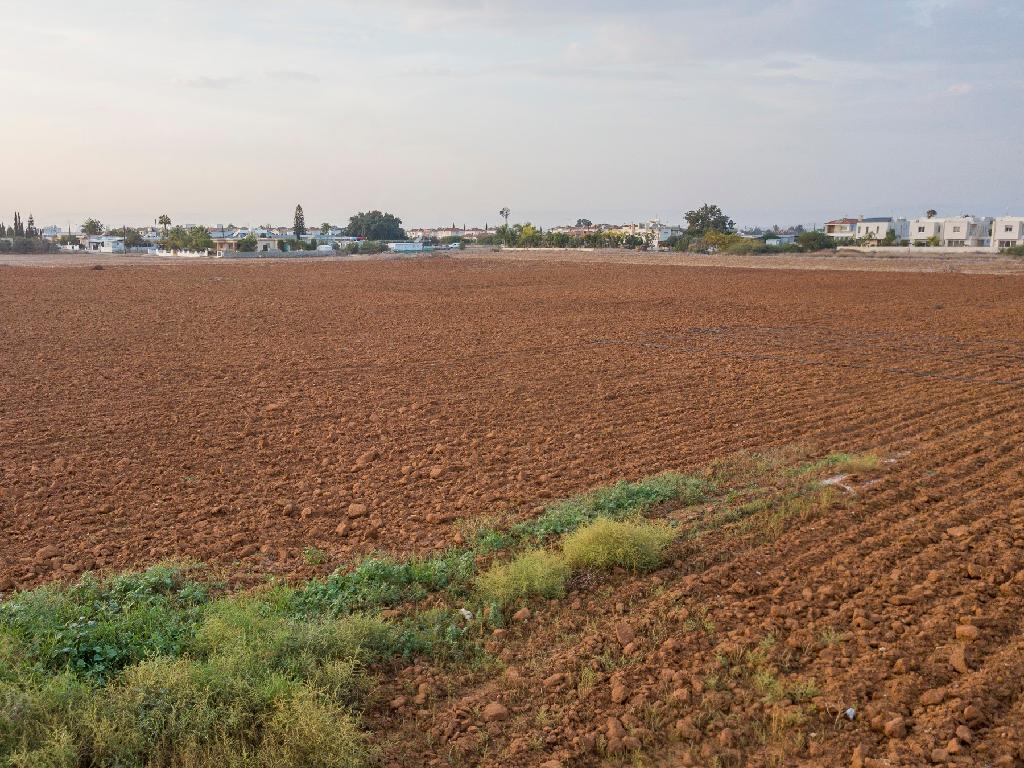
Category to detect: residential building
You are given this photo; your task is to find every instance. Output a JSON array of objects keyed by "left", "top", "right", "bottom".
[
  {"left": 854, "top": 217, "right": 910, "bottom": 242},
  {"left": 766, "top": 234, "right": 797, "bottom": 246},
  {"left": 211, "top": 235, "right": 279, "bottom": 257},
  {"left": 658, "top": 225, "right": 687, "bottom": 243},
  {"left": 909, "top": 216, "right": 945, "bottom": 245},
  {"left": 941, "top": 216, "right": 992, "bottom": 248},
  {"left": 86, "top": 236, "right": 126, "bottom": 253},
  {"left": 992, "top": 217, "right": 1024, "bottom": 249},
  {"left": 824, "top": 218, "right": 859, "bottom": 240}
]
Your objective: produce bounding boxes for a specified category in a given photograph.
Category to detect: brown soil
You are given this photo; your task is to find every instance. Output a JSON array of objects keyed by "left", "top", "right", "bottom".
[{"left": 2, "top": 257, "right": 1024, "bottom": 766}]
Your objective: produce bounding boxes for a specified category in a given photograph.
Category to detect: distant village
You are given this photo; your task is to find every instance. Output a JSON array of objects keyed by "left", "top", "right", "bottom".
[{"left": 2, "top": 207, "right": 1023, "bottom": 257}]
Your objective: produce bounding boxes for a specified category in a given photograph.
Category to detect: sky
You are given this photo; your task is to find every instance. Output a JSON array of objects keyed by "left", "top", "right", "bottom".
[{"left": 2, "top": 0, "right": 1022, "bottom": 230}]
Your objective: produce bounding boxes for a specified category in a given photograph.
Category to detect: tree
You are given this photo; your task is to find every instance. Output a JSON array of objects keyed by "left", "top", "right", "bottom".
[
  {"left": 499, "top": 207, "right": 511, "bottom": 246},
  {"left": 684, "top": 204, "right": 735, "bottom": 235},
  {"left": 926, "top": 209, "right": 937, "bottom": 219},
  {"left": 236, "top": 235, "right": 258, "bottom": 252},
  {"left": 158, "top": 214, "right": 171, "bottom": 233},
  {"left": 13, "top": 212, "right": 24, "bottom": 237},
  {"left": 25, "top": 214, "right": 37, "bottom": 238},
  {"left": 81, "top": 218, "right": 103, "bottom": 236},
  {"left": 796, "top": 231, "right": 835, "bottom": 251},
  {"left": 320, "top": 222, "right": 332, "bottom": 235},
  {"left": 576, "top": 218, "right": 593, "bottom": 228},
  {"left": 293, "top": 204, "right": 306, "bottom": 238},
  {"left": 160, "top": 225, "right": 213, "bottom": 252},
  {"left": 343, "top": 210, "right": 406, "bottom": 241},
  {"left": 123, "top": 228, "right": 147, "bottom": 248}
]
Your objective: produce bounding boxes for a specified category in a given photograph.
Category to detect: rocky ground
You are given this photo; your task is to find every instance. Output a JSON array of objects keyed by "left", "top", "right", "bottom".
[{"left": 1, "top": 257, "right": 1023, "bottom": 766}]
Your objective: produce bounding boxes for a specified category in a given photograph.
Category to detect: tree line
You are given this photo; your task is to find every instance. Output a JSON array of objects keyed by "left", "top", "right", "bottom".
[
  {"left": 481, "top": 204, "right": 840, "bottom": 254},
  {"left": 0, "top": 212, "right": 59, "bottom": 254}
]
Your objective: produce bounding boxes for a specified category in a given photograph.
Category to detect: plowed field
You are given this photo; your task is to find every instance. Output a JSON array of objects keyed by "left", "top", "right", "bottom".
[{"left": 2, "top": 257, "right": 1024, "bottom": 765}]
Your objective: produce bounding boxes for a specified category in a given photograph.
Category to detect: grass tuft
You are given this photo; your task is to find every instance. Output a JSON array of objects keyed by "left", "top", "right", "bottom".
[
  {"left": 475, "top": 550, "right": 570, "bottom": 606},
  {"left": 561, "top": 518, "right": 677, "bottom": 572}
]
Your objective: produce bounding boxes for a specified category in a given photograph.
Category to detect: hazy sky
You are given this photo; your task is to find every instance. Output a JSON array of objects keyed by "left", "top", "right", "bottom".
[{"left": 3, "top": 0, "right": 1021, "bottom": 229}]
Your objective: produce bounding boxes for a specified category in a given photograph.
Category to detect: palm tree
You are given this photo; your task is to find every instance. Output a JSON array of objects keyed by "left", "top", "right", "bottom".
[
  {"left": 158, "top": 214, "right": 171, "bottom": 234},
  {"left": 499, "top": 207, "right": 510, "bottom": 246}
]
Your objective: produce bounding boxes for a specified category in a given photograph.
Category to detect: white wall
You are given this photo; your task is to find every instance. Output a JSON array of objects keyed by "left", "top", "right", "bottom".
[
  {"left": 909, "top": 219, "right": 943, "bottom": 243},
  {"left": 992, "top": 217, "right": 1024, "bottom": 248}
]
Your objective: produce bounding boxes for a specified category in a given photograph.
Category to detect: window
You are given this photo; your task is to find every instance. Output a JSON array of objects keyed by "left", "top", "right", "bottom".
[
  {"left": 918, "top": 226, "right": 925, "bottom": 233},
  {"left": 953, "top": 226, "right": 961, "bottom": 233},
  {"left": 1006, "top": 225, "right": 1014, "bottom": 233}
]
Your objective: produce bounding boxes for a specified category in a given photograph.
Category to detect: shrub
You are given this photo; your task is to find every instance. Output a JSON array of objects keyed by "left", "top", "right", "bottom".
[
  {"left": 475, "top": 550, "right": 570, "bottom": 606},
  {"left": 561, "top": 518, "right": 677, "bottom": 572},
  {"left": 260, "top": 690, "right": 373, "bottom": 768}
]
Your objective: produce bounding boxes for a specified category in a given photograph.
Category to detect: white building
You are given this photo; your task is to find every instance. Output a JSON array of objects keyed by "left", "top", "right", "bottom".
[
  {"left": 824, "top": 218, "right": 859, "bottom": 240},
  {"left": 909, "top": 216, "right": 945, "bottom": 245},
  {"left": 855, "top": 217, "right": 910, "bottom": 242},
  {"left": 658, "top": 225, "right": 687, "bottom": 243},
  {"left": 941, "top": 216, "right": 992, "bottom": 248},
  {"left": 86, "top": 236, "right": 126, "bottom": 253},
  {"left": 388, "top": 242, "right": 424, "bottom": 253},
  {"left": 992, "top": 217, "right": 1024, "bottom": 249}
]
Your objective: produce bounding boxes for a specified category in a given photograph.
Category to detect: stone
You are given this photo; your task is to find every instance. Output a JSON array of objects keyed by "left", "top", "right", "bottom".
[
  {"left": 954, "top": 624, "right": 979, "bottom": 642},
  {"left": 482, "top": 702, "right": 508, "bottom": 722},
  {"left": 513, "top": 607, "right": 531, "bottom": 622},
  {"left": 883, "top": 716, "right": 906, "bottom": 738},
  {"left": 963, "top": 704, "right": 984, "bottom": 725},
  {"left": 920, "top": 688, "right": 945, "bottom": 706},
  {"left": 949, "top": 644, "right": 970, "bottom": 674},
  {"left": 606, "top": 716, "right": 626, "bottom": 740},
  {"left": 610, "top": 682, "right": 628, "bottom": 704},
  {"left": 355, "top": 449, "right": 378, "bottom": 467},
  {"left": 347, "top": 503, "right": 368, "bottom": 519},
  {"left": 614, "top": 622, "right": 635, "bottom": 647}
]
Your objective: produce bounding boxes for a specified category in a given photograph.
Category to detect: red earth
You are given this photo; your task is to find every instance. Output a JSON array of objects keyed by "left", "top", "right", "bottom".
[{"left": 2, "top": 255, "right": 1024, "bottom": 766}]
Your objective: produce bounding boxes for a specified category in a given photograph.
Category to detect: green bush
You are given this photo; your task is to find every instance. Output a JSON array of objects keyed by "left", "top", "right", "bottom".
[
  {"left": 795, "top": 231, "right": 836, "bottom": 251},
  {"left": 293, "top": 551, "right": 474, "bottom": 617},
  {"left": 0, "top": 563, "right": 210, "bottom": 682},
  {"left": 512, "top": 472, "right": 710, "bottom": 541},
  {"left": 561, "top": 518, "right": 677, "bottom": 572},
  {"left": 475, "top": 550, "right": 570, "bottom": 606}
]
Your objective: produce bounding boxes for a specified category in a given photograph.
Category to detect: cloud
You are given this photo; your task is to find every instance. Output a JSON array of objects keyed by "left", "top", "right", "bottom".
[
  {"left": 947, "top": 82, "right": 973, "bottom": 95},
  {"left": 178, "top": 75, "right": 244, "bottom": 89}
]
